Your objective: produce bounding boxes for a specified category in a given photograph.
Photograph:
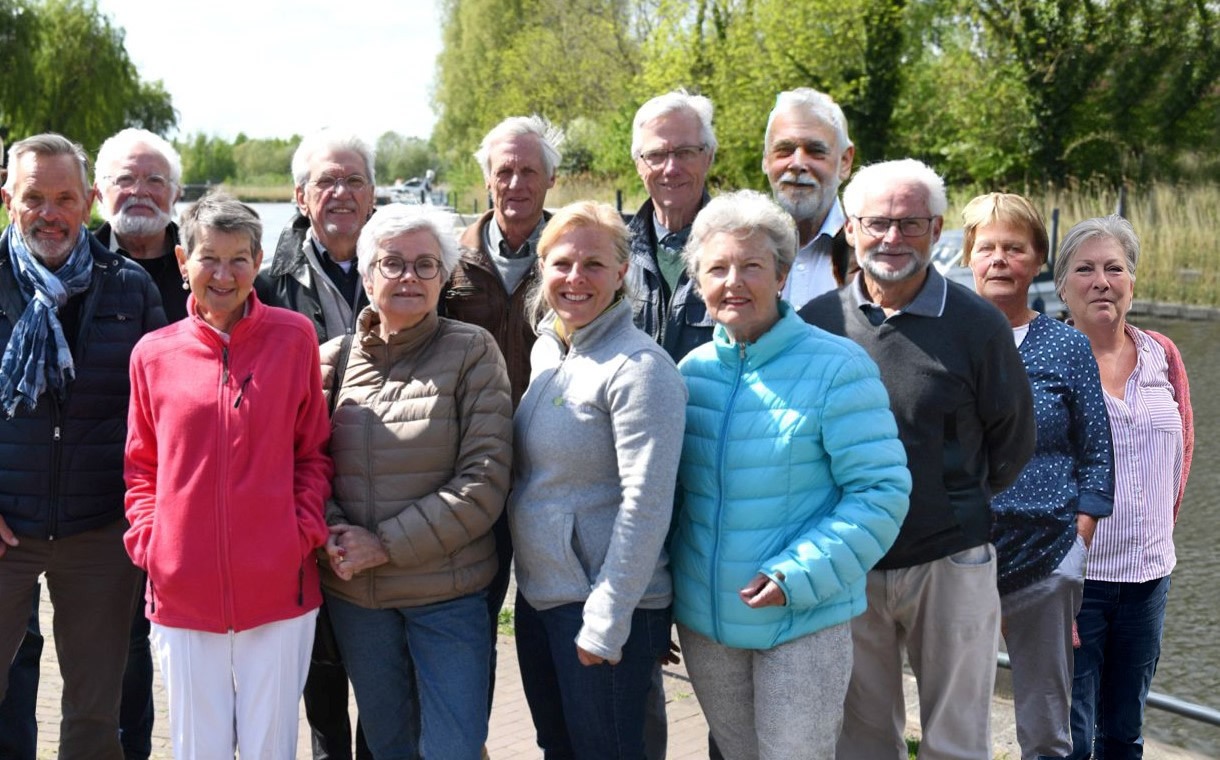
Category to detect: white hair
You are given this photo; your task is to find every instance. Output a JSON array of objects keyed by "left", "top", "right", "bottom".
[
  {"left": 96, "top": 128, "right": 183, "bottom": 187},
  {"left": 761, "top": 88, "right": 852, "bottom": 169},
  {"left": 356, "top": 203, "right": 460, "bottom": 281},
  {"left": 473, "top": 115, "right": 564, "bottom": 182},
  {"left": 842, "top": 159, "right": 947, "bottom": 218},
  {"left": 631, "top": 89, "right": 718, "bottom": 158},
  {"left": 683, "top": 189, "right": 797, "bottom": 283},
  {"left": 291, "top": 129, "right": 376, "bottom": 189},
  {"left": 1054, "top": 215, "right": 1141, "bottom": 300}
]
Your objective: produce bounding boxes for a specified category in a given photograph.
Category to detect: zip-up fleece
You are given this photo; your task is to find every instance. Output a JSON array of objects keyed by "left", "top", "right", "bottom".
[{"left": 124, "top": 291, "right": 333, "bottom": 633}]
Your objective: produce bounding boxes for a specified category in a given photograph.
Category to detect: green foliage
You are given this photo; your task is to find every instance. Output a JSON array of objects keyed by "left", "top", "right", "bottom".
[
  {"left": 0, "top": 0, "right": 177, "bottom": 151},
  {"left": 232, "top": 136, "right": 298, "bottom": 186},
  {"left": 175, "top": 133, "right": 235, "bottom": 185},
  {"left": 375, "top": 132, "right": 439, "bottom": 185}
]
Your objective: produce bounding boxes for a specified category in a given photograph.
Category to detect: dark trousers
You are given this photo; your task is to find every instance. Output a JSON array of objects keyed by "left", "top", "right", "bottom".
[
  {"left": 304, "top": 601, "right": 372, "bottom": 760},
  {"left": 484, "top": 510, "right": 513, "bottom": 715},
  {"left": 516, "top": 593, "right": 670, "bottom": 760},
  {"left": 0, "top": 590, "right": 41, "bottom": 760},
  {"left": 119, "top": 588, "right": 154, "bottom": 760},
  {"left": 1068, "top": 576, "right": 1170, "bottom": 760}
]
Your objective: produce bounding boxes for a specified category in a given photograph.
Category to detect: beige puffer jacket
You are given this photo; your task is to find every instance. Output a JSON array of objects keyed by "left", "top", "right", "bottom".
[{"left": 319, "top": 307, "right": 512, "bottom": 608}]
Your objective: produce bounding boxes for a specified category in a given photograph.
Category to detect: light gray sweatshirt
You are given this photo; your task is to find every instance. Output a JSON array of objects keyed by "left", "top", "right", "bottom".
[{"left": 510, "top": 298, "right": 687, "bottom": 661}]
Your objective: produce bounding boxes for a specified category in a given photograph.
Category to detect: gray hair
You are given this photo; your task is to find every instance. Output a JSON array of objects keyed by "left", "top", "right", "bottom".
[
  {"left": 180, "top": 193, "right": 263, "bottom": 256},
  {"left": 291, "top": 129, "right": 376, "bottom": 190},
  {"left": 356, "top": 203, "right": 461, "bottom": 282},
  {"left": 842, "top": 159, "right": 947, "bottom": 218},
  {"left": 631, "top": 90, "right": 718, "bottom": 158},
  {"left": 2, "top": 133, "right": 90, "bottom": 196},
  {"left": 473, "top": 115, "right": 564, "bottom": 182},
  {"left": 96, "top": 128, "right": 183, "bottom": 187},
  {"left": 683, "top": 190, "right": 797, "bottom": 286},
  {"left": 762, "top": 88, "right": 852, "bottom": 169},
  {"left": 1054, "top": 215, "right": 1141, "bottom": 298}
]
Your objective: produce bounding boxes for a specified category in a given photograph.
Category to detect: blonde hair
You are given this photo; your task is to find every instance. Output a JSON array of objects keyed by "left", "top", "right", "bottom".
[
  {"left": 527, "top": 201, "right": 632, "bottom": 329},
  {"left": 961, "top": 193, "right": 1049, "bottom": 266}
]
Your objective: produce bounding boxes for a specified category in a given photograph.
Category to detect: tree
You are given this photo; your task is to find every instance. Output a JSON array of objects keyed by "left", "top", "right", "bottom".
[{"left": 375, "top": 132, "right": 438, "bottom": 184}]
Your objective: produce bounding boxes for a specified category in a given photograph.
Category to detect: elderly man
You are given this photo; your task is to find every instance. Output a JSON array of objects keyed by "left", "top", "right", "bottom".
[
  {"left": 440, "top": 114, "right": 560, "bottom": 729},
  {"left": 265, "top": 129, "right": 376, "bottom": 344},
  {"left": 94, "top": 129, "right": 186, "bottom": 323},
  {"left": 626, "top": 89, "right": 717, "bottom": 362},
  {"left": 799, "top": 159, "right": 1035, "bottom": 760},
  {"left": 263, "top": 129, "right": 376, "bottom": 760},
  {"left": 0, "top": 133, "right": 165, "bottom": 760},
  {"left": 763, "top": 87, "right": 855, "bottom": 308}
]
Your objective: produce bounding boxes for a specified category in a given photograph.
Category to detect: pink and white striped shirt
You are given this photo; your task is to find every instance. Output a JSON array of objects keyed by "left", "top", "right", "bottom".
[{"left": 1088, "top": 325, "right": 1184, "bottom": 583}]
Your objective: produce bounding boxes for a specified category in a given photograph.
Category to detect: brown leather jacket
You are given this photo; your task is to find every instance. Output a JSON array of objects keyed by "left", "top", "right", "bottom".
[
  {"left": 439, "top": 210, "right": 547, "bottom": 408},
  {"left": 319, "top": 307, "right": 513, "bottom": 608}
]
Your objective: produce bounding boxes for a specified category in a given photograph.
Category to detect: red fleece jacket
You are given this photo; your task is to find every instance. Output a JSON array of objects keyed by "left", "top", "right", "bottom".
[{"left": 124, "top": 292, "right": 332, "bottom": 633}]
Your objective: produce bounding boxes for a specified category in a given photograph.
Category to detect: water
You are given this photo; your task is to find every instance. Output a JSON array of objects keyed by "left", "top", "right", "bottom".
[{"left": 1133, "top": 316, "right": 1220, "bottom": 756}]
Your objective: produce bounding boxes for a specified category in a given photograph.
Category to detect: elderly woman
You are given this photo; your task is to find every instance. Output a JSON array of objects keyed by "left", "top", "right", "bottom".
[
  {"left": 124, "top": 194, "right": 332, "bottom": 759},
  {"left": 962, "top": 193, "right": 1114, "bottom": 760},
  {"left": 1055, "top": 216, "right": 1193, "bottom": 760},
  {"left": 671, "top": 190, "right": 910, "bottom": 760},
  {"left": 318, "top": 203, "right": 512, "bottom": 760},
  {"left": 510, "top": 201, "right": 686, "bottom": 759}
]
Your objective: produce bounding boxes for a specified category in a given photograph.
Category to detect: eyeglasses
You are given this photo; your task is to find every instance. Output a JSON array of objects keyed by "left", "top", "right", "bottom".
[
  {"left": 375, "top": 255, "right": 441, "bottom": 280},
  {"left": 309, "top": 174, "right": 369, "bottom": 193},
  {"left": 104, "top": 173, "right": 172, "bottom": 191},
  {"left": 636, "top": 145, "right": 707, "bottom": 169},
  {"left": 854, "top": 216, "right": 936, "bottom": 237}
]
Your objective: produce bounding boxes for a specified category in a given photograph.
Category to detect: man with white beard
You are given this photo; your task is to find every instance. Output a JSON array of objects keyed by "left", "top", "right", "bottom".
[
  {"left": 94, "top": 129, "right": 188, "bottom": 322},
  {"left": 762, "top": 88, "right": 856, "bottom": 308}
]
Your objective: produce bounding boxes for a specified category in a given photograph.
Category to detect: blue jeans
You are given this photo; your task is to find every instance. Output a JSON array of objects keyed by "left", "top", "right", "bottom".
[
  {"left": 0, "top": 591, "right": 41, "bottom": 760},
  {"left": 326, "top": 590, "right": 489, "bottom": 760},
  {"left": 1068, "top": 576, "right": 1170, "bottom": 759},
  {"left": 515, "top": 593, "right": 671, "bottom": 760}
]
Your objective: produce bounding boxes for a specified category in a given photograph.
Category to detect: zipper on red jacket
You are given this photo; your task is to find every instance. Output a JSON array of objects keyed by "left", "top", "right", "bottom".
[
  {"left": 297, "top": 560, "right": 305, "bottom": 606},
  {"left": 216, "top": 344, "right": 236, "bottom": 629},
  {"left": 149, "top": 577, "right": 156, "bottom": 614}
]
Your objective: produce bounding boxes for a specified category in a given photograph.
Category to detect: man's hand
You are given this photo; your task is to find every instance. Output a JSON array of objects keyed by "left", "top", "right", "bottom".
[
  {"left": 577, "top": 644, "right": 618, "bottom": 667},
  {"left": 1076, "top": 513, "right": 1098, "bottom": 549},
  {"left": 740, "top": 572, "right": 787, "bottom": 609},
  {"left": 0, "top": 515, "right": 17, "bottom": 560}
]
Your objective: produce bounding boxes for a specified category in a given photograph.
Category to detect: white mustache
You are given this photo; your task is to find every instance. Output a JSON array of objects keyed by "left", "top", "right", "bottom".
[
  {"left": 120, "top": 197, "right": 163, "bottom": 214},
  {"left": 779, "top": 172, "right": 819, "bottom": 188}
]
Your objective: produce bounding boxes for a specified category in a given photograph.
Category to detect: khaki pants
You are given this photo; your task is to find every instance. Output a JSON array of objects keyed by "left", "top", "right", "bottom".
[
  {"left": 837, "top": 544, "right": 1001, "bottom": 760},
  {"left": 0, "top": 519, "right": 140, "bottom": 760}
]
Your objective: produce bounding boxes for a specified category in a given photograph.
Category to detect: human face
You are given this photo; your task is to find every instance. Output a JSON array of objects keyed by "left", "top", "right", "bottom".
[
  {"left": 696, "top": 230, "right": 786, "bottom": 344},
  {"left": 847, "top": 181, "right": 942, "bottom": 283},
  {"left": 294, "top": 149, "right": 376, "bottom": 255},
  {"left": 764, "top": 110, "right": 853, "bottom": 224},
  {"left": 634, "top": 109, "right": 713, "bottom": 224},
  {"left": 97, "top": 144, "right": 177, "bottom": 237},
  {"left": 1061, "top": 236, "right": 1133, "bottom": 328},
  {"left": 540, "top": 226, "right": 629, "bottom": 332},
  {"left": 362, "top": 228, "right": 445, "bottom": 335},
  {"left": 969, "top": 222, "right": 1041, "bottom": 307},
  {"left": 176, "top": 227, "right": 263, "bottom": 333},
  {"left": 487, "top": 134, "right": 554, "bottom": 231},
  {"left": 2, "top": 152, "right": 94, "bottom": 269}
]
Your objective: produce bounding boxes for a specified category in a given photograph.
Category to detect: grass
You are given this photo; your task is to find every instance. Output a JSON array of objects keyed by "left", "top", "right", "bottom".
[{"left": 497, "top": 607, "right": 514, "bottom": 637}]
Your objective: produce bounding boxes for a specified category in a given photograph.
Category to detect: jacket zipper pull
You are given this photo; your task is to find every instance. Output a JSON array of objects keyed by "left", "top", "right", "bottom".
[
  {"left": 53, "top": 426, "right": 61, "bottom": 441},
  {"left": 234, "top": 372, "right": 254, "bottom": 408},
  {"left": 297, "top": 564, "right": 305, "bottom": 606},
  {"left": 222, "top": 346, "right": 230, "bottom": 384}
]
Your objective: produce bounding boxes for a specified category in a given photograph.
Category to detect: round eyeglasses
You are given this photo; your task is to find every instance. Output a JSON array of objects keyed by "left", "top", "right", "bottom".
[{"left": 374, "top": 256, "right": 441, "bottom": 280}]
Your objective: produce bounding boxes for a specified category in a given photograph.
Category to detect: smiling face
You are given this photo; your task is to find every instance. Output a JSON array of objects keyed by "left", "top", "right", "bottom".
[
  {"left": 1062, "top": 235, "right": 1134, "bottom": 328},
  {"left": 363, "top": 228, "right": 445, "bottom": 336},
  {"left": 696, "top": 230, "right": 786, "bottom": 344},
  {"left": 634, "top": 109, "right": 713, "bottom": 224},
  {"left": 763, "top": 109, "right": 853, "bottom": 224},
  {"left": 2, "top": 152, "right": 94, "bottom": 269},
  {"left": 295, "top": 148, "right": 376, "bottom": 257},
  {"left": 847, "top": 180, "right": 942, "bottom": 284},
  {"left": 968, "top": 221, "right": 1041, "bottom": 307},
  {"left": 540, "top": 225, "right": 629, "bottom": 332},
  {"left": 487, "top": 133, "right": 554, "bottom": 232},
  {"left": 177, "top": 226, "right": 263, "bottom": 333},
  {"left": 97, "top": 144, "right": 178, "bottom": 238}
]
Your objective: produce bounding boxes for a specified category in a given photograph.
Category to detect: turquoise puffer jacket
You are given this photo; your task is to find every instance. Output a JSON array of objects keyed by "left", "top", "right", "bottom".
[{"left": 672, "top": 303, "right": 911, "bottom": 650}]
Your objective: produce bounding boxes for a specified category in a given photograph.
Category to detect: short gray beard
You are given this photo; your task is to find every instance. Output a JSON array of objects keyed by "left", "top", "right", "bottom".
[
  {"left": 111, "top": 206, "right": 172, "bottom": 237},
  {"left": 858, "top": 246, "right": 927, "bottom": 283},
  {"left": 770, "top": 176, "right": 835, "bottom": 225}
]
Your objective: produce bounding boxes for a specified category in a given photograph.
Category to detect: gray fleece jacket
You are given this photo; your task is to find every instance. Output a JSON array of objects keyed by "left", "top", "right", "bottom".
[{"left": 510, "top": 298, "right": 687, "bottom": 661}]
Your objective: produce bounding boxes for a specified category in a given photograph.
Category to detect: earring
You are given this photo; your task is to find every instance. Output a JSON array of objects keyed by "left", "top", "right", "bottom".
[{"left": 181, "top": 276, "right": 189, "bottom": 291}]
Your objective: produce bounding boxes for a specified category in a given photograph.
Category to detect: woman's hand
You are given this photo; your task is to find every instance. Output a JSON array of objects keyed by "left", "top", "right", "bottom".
[
  {"left": 1076, "top": 513, "right": 1098, "bottom": 549},
  {"left": 326, "top": 524, "right": 389, "bottom": 580},
  {"left": 739, "top": 572, "right": 787, "bottom": 608},
  {"left": 576, "top": 644, "right": 619, "bottom": 667}
]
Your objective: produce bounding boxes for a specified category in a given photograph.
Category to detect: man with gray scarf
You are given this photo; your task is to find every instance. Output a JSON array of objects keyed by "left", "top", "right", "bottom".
[
  {"left": 264, "top": 129, "right": 376, "bottom": 343},
  {"left": 264, "top": 128, "right": 376, "bottom": 760},
  {"left": 0, "top": 133, "right": 165, "bottom": 759}
]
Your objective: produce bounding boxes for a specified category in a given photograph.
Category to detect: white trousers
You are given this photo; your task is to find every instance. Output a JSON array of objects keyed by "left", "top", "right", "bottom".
[{"left": 150, "top": 609, "right": 317, "bottom": 760}]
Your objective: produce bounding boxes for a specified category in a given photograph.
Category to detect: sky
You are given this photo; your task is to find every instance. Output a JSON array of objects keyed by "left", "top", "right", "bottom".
[{"left": 95, "top": 0, "right": 442, "bottom": 144}]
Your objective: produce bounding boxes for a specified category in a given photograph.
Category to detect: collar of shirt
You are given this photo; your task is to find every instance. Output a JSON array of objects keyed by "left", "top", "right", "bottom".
[
  {"left": 852, "top": 264, "right": 947, "bottom": 319},
  {"left": 308, "top": 228, "right": 358, "bottom": 274},
  {"left": 487, "top": 215, "right": 546, "bottom": 260},
  {"left": 816, "top": 197, "right": 846, "bottom": 242}
]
